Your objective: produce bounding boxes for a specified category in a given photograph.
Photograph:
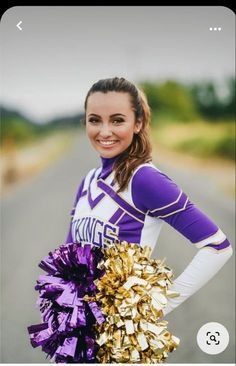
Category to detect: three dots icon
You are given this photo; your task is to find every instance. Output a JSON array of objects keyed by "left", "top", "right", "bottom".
[{"left": 209, "top": 27, "right": 222, "bottom": 31}]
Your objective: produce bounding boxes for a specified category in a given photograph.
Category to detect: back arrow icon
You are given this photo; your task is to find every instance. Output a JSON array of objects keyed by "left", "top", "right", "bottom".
[{"left": 16, "top": 21, "right": 22, "bottom": 30}]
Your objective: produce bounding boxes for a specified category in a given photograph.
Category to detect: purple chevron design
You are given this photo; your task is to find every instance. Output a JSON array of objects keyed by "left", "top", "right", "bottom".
[
  {"left": 88, "top": 171, "right": 116, "bottom": 210},
  {"left": 117, "top": 212, "right": 143, "bottom": 243},
  {"left": 148, "top": 191, "right": 189, "bottom": 218},
  {"left": 88, "top": 170, "right": 105, "bottom": 209},
  {"left": 97, "top": 179, "right": 145, "bottom": 222},
  {"left": 109, "top": 208, "right": 124, "bottom": 224}
]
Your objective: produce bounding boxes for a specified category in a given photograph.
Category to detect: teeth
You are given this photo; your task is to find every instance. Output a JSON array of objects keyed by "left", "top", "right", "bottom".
[{"left": 99, "top": 140, "right": 117, "bottom": 145}]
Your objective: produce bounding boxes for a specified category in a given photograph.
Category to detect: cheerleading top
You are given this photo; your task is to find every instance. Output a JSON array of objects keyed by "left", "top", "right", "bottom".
[
  {"left": 65, "top": 154, "right": 233, "bottom": 316},
  {"left": 66, "top": 154, "right": 231, "bottom": 253}
]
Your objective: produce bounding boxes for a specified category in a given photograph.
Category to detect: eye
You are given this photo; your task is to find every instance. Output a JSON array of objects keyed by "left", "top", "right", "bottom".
[
  {"left": 112, "top": 118, "right": 124, "bottom": 124},
  {"left": 88, "top": 118, "right": 100, "bottom": 124}
]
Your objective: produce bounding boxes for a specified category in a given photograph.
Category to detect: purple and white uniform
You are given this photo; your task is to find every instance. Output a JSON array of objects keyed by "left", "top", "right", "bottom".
[{"left": 65, "top": 154, "right": 233, "bottom": 315}]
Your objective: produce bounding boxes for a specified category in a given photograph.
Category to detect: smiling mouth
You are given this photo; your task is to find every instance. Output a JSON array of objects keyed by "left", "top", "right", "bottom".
[{"left": 97, "top": 140, "right": 119, "bottom": 146}]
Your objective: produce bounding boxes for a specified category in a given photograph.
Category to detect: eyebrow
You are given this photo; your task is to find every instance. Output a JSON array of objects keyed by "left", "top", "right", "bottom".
[{"left": 88, "top": 113, "right": 126, "bottom": 117}]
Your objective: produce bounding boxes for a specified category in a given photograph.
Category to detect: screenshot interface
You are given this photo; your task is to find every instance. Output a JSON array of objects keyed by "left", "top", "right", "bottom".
[{"left": 0, "top": 5, "right": 235, "bottom": 365}]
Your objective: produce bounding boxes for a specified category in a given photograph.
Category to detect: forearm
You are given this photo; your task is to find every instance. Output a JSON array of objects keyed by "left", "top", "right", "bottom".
[{"left": 163, "top": 245, "right": 233, "bottom": 316}]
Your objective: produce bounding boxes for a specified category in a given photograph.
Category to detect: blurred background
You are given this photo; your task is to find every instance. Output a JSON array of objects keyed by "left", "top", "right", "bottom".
[{"left": 0, "top": 6, "right": 235, "bottom": 364}]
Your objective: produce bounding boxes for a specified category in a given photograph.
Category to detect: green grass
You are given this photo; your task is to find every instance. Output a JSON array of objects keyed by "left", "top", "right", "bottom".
[{"left": 151, "top": 119, "right": 235, "bottom": 161}]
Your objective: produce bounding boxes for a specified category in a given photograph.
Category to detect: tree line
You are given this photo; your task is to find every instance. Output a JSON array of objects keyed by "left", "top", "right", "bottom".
[
  {"left": 139, "top": 76, "right": 235, "bottom": 122},
  {"left": 0, "top": 77, "right": 235, "bottom": 147}
]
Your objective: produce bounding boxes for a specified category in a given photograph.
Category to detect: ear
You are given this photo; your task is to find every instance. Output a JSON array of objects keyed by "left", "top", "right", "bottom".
[{"left": 134, "top": 119, "right": 142, "bottom": 134}]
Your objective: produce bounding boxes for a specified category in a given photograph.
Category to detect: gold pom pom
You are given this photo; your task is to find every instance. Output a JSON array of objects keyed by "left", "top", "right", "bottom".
[{"left": 94, "top": 240, "right": 180, "bottom": 363}]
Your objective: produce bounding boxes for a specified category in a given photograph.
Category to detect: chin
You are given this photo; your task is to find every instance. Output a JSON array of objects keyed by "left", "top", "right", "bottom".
[
  {"left": 94, "top": 145, "right": 122, "bottom": 158},
  {"left": 100, "top": 151, "right": 118, "bottom": 158}
]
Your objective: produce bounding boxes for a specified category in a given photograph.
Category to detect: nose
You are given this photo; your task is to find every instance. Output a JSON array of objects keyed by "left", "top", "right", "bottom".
[{"left": 99, "top": 123, "right": 113, "bottom": 138}]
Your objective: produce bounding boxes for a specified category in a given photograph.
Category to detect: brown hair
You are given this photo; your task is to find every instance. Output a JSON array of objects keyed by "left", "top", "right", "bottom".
[{"left": 84, "top": 77, "right": 152, "bottom": 193}]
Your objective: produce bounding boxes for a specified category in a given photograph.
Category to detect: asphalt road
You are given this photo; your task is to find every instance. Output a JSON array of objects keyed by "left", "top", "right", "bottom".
[{"left": 1, "top": 132, "right": 235, "bottom": 363}]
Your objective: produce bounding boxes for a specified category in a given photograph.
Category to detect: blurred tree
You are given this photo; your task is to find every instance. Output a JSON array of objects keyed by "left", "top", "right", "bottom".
[
  {"left": 0, "top": 106, "right": 84, "bottom": 147},
  {"left": 139, "top": 77, "right": 235, "bottom": 122},
  {"left": 223, "top": 76, "right": 235, "bottom": 118},
  {"left": 186, "top": 76, "right": 235, "bottom": 120},
  {"left": 0, "top": 107, "right": 40, "bottom": 146},
  {"left": 140, "top": 80, "right": 199, "bottom": 122}
]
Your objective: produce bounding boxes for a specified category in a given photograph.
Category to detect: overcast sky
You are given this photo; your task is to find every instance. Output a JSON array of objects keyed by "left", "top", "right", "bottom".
[{"left": 0, "top": 6, "right": 235, "bottom": 123}]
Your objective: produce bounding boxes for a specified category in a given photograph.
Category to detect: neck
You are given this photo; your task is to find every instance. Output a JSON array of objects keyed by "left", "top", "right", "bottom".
[{"left": 99, "top": 154, "right": 121, "bottom": 179}]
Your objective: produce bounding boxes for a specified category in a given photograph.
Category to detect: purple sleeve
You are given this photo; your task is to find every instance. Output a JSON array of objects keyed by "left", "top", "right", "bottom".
[
  {"left": 132, "top": 166, "right": 231, "bottom": 250},
  {"left": 64, "top": 177, "right": 85, "bottom": 244}
]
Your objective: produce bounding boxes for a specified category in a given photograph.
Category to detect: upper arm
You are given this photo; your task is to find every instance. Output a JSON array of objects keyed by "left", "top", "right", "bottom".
[
  {"left": 132, "top": 165, "right": 187, "bottom": 217},
  {"left": 132, "top": 165, "right": 231, "bottom": 251}
]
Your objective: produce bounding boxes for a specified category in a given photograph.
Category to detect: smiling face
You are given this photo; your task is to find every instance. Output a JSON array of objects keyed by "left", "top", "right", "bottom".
[{"left": 85, "top": 91, "right": 141, "bottom": 158}]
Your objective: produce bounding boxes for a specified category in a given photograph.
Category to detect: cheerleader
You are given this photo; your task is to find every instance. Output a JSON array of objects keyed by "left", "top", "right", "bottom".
[{"left": 65, "top": 76, "right": 233, "bottom": 317}]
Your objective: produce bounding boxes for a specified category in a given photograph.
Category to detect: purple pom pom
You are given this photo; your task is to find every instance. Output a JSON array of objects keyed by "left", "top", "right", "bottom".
[{"left": 28, "top": 243, "right": 105, "bottom": 363}]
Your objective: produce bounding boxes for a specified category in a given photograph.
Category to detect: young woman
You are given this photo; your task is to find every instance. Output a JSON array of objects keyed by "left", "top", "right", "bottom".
[{"left": 65, "top": 76, "right": 233, "bottom": 316}]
